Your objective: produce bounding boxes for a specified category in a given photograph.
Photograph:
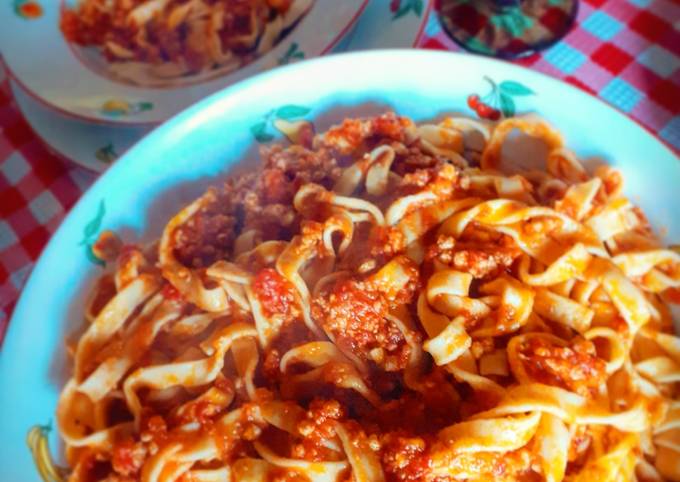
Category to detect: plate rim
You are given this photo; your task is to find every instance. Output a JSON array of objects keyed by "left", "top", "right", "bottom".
[{"left": 8, "top": 77, "right": 143, "bottom": 173}]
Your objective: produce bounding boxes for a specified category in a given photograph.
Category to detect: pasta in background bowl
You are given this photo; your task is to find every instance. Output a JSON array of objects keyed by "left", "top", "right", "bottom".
[
  {"left": 60, "top": 0, "right": 315, "bottom": 87},
  {"left": 1, "top": 51, "right": 679, "bottom": 482},
  {"left": 0, "top": 0, "right": 367, "bottom": 123}
]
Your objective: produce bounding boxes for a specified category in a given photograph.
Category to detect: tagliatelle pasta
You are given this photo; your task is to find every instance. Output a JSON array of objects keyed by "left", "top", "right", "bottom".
[
  {"left": 61, "top": 0, "right": 313, "bottom": 82},
  {"left": 57, "top": 112, "right": 680, "bottom": 482}
]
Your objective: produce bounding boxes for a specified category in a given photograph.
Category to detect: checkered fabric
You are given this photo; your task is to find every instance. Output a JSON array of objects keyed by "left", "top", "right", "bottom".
[
  {"left": 0, "top": 69, "right": 97, "bottom": 341},
  {"left": 0, "top": 0, "right": 679, "bottom": 343},
  {"left": 422, "top": 0, "right": 680, "bottom": 144}
]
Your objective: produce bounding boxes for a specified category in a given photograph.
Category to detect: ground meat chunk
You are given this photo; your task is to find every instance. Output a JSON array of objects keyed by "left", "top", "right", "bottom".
[
  {"left": 370, "top": 227, "right": 407, "bottom": 260},
  {"left": 337, "top": 225, "right": 407, "bottom": 275},
  {"left": 400, "top": 168, "right": 438, "bottom": 191},
  {"left": 381, "top": 432, "right": 430, "bottom": 482},
  {"left": 255, "top": 144, "right": 341, "bottom": 208},
  {"left": 397, "top": 163, "right": 461, "bottom": 201},
  {"left": 312, "top": 278, "right": 410, "bottom": 371},
  {"left": 450, "top": 248, "right": 517, "bottom": 279},
  {"left": 518, "top": 337, "right": 607, "bottom": 396},
  {"left": 427, "top": 234, "right": 521, "bottom": 279},
  {"left": 319, "top": 112, "right": 414, "bottom": 155},
  {"left": 172, "top": 143, "right": 341, "bottom": 268},
  {"left": 292, "top": 399, "right": 345, "bottom": 461},
  {"left": 111, "top": 438, "right": 147, "bottom": 478},
  {"left": 251, "top": 268, "right": 299, "bottom": 319},
  {"left": 382, "top": 433, "right": 538, "bottom": 482},
  {"left": 391, "top": 144, "right": 442, "bottom": 176},
  {"left": 173, "top": 187, "right": 244, "bottom": 268},
  {"left": 243, "top": 197, "right": 297, "bottom": 240}
]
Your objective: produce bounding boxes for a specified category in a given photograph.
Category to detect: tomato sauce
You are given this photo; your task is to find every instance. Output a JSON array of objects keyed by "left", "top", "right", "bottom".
[
  {"left": 161, "top": 283, "right": 183, "bottom": 301},
  {"left": 291, "top": 399, "right": 345, "bottom": 461},
  {"left": 252, "top": 268, "right": 298, "bottom": 319},
  {"left": 312, "top": 278, "right": 410, "bottom": 370},
  {"left": 111, "top": 438, "right": 146, "bottom": 477},
  {"left": 518, "top": 337, "right": 606, "bottom": 396},
  {"left": 426, "top": 234, "right": 521, "bottom": 279},
  {"left": 666, "top": 287, "right": 680, "bottom": 304},
  {"left": 381, "top": 432, "right": 431, "bottom": 482}
]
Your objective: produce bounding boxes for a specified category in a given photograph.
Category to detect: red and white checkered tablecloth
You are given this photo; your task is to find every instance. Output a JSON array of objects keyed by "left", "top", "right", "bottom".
[
  {"left": 0, "top": 0, "right": 679, "bottom": 343},
  {"left": 424, "top": 0, "right": 680, "bottom": 142}
]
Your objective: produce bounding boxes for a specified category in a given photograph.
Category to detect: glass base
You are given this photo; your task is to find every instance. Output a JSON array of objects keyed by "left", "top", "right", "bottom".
[{"left": 438, "top": 0, "right": 579, "bottom": 59}]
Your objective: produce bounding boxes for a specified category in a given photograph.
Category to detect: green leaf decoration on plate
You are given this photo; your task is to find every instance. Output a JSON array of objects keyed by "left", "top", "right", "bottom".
[
  {"left": 82, "top": 201, "right": 105, "bottom": 241},
  {"left": 499, "top": 81, "right": 534, "bottom": 96},
  {"left": 391, "top": 0, "right": 423, "bottom": 20},
  {"left": 250, "top": 122, "right": 274, "bottom": 143},
  {"left": 467, "top": 76, "right": 535, "bottom": 120},
  {"left": 250, "top": 105, "right": 312, "bottom": 143},
  {"left": 278, "top": 42, "right": 305, "bottom": 66},
  {"left": 27, "top": 421, "right": 69, "bottom": 482},
  {"left": 82, "top": 204, "right": 104, "bottom": 240},
  {"left": 499, "top": 93, "right": 516, "bottom": 118},
  {"left": 137, "top": 101, "right": 154, "bottom": 112},
  {"left": 95, "top": 143, "right": 118, "bottom": 164},
  {"left": 79, "top": 200, "right": 107, "bottom": 267},
  {"left": 276, "top": 105, "right": 311, "bottom": 120}
]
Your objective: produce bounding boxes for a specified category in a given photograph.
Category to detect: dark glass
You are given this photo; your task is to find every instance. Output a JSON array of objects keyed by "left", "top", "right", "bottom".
[{"left": 438, "top": 0, "right": 579, "bottom": 59}]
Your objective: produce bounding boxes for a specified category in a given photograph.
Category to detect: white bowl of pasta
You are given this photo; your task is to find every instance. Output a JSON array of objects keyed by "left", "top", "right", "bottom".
[
  {"left": 0, "top": 0, "right": 367, "bottom": 125},
  {"left": 2, "top": 50, "right": 680, "bottom": 482}
]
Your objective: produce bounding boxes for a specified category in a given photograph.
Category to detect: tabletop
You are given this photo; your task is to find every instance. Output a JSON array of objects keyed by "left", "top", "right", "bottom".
[{"left": 1, "top": 0, "right": 679, "bottom": 343}]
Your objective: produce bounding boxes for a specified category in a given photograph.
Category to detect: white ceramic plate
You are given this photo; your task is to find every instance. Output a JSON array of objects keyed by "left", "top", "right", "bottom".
[
  {"left": 10, "top": 79, "right": 152, "bottom": 173},
  {"left": 1, "top": 50, "right": 678, "bottom": 481},
  {"left": 0, "top": 0, "right": 367, "bottom": 125},
  {"left": 341, "top": 0, "right": 432, "bottom": 51}
]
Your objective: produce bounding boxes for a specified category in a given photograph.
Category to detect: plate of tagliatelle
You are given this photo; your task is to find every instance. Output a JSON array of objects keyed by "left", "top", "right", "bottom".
[
  {"left": 2, "top": 50, "right": 680, "bottom": 482},
  {"left": 0, "top": 0, "right": 367, "bottom": 125}
]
